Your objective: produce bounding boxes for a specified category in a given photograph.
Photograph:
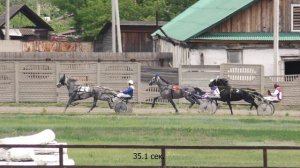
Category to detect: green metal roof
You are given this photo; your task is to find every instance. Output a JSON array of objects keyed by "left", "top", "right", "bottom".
[
  {"left": 192, "top": 32, "right": 300, "bottom": 41},
  {"left": 152, "top": 0, "right": 256, "bottom": 41}
]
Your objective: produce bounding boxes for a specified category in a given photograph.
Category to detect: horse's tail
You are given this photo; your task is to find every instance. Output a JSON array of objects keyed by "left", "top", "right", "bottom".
[{"left": 241, "top": 88, "right": 264, "bottom": 105}]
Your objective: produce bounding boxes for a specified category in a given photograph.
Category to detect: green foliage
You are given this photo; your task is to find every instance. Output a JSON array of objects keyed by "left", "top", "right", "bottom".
[
  {"left": 50, "top": 0, "right": 198, "bottom": 40},
  {"left": 1, "top": 0, "right": 198, "bottom": 40},
  {"left": 0, "top": 3, "right": 3, "bottom": 14},
  {"left": 10, "top": 13, "right": 35, "bottom": 28}
]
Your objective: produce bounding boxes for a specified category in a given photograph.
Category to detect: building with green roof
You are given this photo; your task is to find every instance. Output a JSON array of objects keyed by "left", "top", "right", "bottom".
[{"left": 152, "top": 0, "right": 300, "bottom": 76}]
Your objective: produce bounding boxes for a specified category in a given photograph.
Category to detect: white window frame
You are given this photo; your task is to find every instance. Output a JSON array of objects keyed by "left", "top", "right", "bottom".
[
  {"left": 291, "top": 4, "right": 300, "bottom": 32},
  {"left": 227, "top": 50, "right": 243, "bottom": 64}
]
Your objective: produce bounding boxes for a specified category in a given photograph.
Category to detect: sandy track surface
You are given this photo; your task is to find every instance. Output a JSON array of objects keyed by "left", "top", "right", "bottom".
[{"left": 0, "top": 105, "right": 299, "bottom": 117}]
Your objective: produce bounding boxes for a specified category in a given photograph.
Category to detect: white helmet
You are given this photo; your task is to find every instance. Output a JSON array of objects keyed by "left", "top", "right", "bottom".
[{"left": 127, "top": 80, "right": 134, "bottom": 85}]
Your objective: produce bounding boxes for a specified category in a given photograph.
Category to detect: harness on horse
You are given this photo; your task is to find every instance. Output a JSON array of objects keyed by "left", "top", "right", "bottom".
[{"left": 75, "top": 86, "right": 91, "bottom": 99}]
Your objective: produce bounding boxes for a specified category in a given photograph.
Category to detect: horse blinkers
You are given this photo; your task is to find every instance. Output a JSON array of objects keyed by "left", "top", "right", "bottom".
[
  {"left": 149, "top": 75, "right": 159, "bottom": 86},
  {"left": 57, "top": 74, "right": 66, "bottom": 88}
]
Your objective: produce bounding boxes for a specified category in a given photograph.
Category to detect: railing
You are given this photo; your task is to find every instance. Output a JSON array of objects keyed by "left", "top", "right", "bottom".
[
  {"left": 265, "top": 74, "right": 299, "bottom": 82},
  {"left": 1, "top": 144, "right": 300, "bottom": 168}
]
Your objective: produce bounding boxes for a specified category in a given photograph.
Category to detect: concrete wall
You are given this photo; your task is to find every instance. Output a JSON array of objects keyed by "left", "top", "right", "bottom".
[{"left": 0, "top": 41, "right": 22, "bottom": 52}]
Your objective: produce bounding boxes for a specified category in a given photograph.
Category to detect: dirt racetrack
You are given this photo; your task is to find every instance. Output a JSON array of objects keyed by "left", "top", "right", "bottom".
[{"left": 0, "top": 103, "right": 299, "bottom": 117}]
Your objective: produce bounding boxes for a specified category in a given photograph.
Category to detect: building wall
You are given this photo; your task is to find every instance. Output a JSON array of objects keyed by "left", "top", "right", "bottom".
[
  {"left": 189, "top": 48, "right": 300, "bottom": 76},
  {"left": 0, "top": 40, "right": 23, "bottom": 52},
  {"left": 210, "top": 0, "right": 300, "bottom": 33}
]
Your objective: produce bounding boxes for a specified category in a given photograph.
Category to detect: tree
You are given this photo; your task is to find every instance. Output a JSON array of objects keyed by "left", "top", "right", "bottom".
[{"left": 1, "top": 0, "right": 198, "bottom": 40}]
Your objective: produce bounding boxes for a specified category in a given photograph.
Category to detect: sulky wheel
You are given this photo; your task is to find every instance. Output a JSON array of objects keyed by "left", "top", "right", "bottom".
[
  {"left": 257, "top": 102, "right": 275, "bottom": 116},
  {"left": 114, "top": 101, "right": 128, "bottom": 113},
  {"left": 198, "top": 99, "right": 217, "bottom": 114}
]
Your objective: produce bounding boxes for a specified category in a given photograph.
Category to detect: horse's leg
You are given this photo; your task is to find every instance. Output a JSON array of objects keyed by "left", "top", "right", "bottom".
[
  {"left": 107, "top": 98, "right": 113, "bottom": 109},
  {"left": 88, "top": 96, "right": 98, "bottom": 113},
  {"left": 64, "top": 94, "right": 76, "bottom": 113},
  {"left": 189, "top": 102, "right": 195, "bottom": 108},
  {"left": 215, "top": 100, "right": 218, "bottom": 107},
  {"left": 152, "top": 96, "right": 159, "bottom": 108},
  {"left": 70, "top": 102, "right": 80, "bottom": 106},
  {"left": 185, "top": 96, "right": 196, "bottom": 108},
  {"left": 169, "top": 99, "right": 178, "bottom": 113},
  {"left": 227, "top": 101, "right": 233, "bottom": 115}
]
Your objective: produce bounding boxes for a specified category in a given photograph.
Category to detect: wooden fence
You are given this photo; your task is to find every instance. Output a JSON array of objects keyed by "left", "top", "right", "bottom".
[{"left": 1, "top": 144, "right": 300, "bottom": 167}]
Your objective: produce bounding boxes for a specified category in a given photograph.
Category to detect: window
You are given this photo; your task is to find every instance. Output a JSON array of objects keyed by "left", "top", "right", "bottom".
[
  {"left": 291, "top": 4, "right": 300, "bottom": 32},
  {"left": 227, "top": 50, "right": 243, "bottom": 64}
]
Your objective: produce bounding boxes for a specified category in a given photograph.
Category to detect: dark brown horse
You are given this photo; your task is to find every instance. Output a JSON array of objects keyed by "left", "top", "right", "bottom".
[{"left": 148, "top": 74, "right": 201, "bottom": 112}]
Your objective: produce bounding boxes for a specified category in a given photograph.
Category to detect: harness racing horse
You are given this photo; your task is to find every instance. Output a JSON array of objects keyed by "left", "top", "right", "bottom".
[
  {"left": 209, "top": 78, "right": 261, "bottom": 115},
  {"left": 148, "top": 74, "right": 201, "bottom": 113},
  {"left": 56, "top": 74, "right": 117, "bottom": 113}
]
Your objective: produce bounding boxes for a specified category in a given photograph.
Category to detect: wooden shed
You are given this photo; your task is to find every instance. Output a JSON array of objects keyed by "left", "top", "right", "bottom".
[{"left": 95, "top": 21, "right": 166, "bottom": 52}]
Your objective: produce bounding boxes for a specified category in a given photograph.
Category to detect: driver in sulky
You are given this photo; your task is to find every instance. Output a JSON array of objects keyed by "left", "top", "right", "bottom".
[
  {"left": 264, "top": 83, "right": 282, "bottom": 102},
  {"left": 112, "top": 80, "right": 135, "bottom": 102}
]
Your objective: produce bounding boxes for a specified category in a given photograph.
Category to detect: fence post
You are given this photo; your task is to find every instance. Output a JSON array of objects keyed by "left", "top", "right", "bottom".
[
  {"left": 56, "top": 62, "right": 61, "bottom": 103},
  {"left": 59, "top": 145, "right": 64, "bottom": 167},
  {"left": 263, "top": 148, "right": 268, "bottom": 168},
  {"left": 137, "top": 63, "right": 141, "bottom": 103},
  {"left": 15, "top": 62, "right": 19, "bottom": 103},
  {"left": 260, "top": 65, "right": 265, "bottom": 94},
  {"left": 97, "top": 62, "right": 101, "bottom": 86},
  {"left": 161, "top": 147, "right": 166, "bottom": 168},
  {"left": 178, "top": 65, "right": 182, "bottom": 86}
]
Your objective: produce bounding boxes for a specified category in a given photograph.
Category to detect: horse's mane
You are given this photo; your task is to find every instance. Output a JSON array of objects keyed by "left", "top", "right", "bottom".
[
  {"left": 68, "top": 78, "right": 77, "bottom": 82},
  {"left": 158, "top": 76, "right": 170, "bottom": 84},
  {"left": 217, "top": 78, "right": 229, "bottom": 86},
  {"left": 209, "top": 78, "right": 228, "bottom": 86}
]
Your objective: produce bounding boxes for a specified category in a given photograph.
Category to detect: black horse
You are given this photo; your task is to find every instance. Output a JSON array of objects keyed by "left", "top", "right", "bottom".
[
  {"left": 56, "top": 74, "right": 117, "bottom": 113},
  {"left": 209, "top": 78, "right": 261, "bottom": 115},
  {"left": 148, "top": 74, "right": 201, "bottom": 112}
]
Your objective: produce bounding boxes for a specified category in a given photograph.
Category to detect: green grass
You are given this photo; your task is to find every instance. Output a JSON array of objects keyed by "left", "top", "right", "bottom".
[{"left": 1, "top": 113, "right": 300, "bottom": 166}]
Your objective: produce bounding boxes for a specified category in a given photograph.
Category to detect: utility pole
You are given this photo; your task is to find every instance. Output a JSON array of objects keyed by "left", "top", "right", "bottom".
[
  {"left": 273, "top": 0, "right": 280, "bottom": 76},
  {"left": 115, "top": 0, "right": 122, "bottom": 53},
  {"left": 112, "top": 0, "right": 116, "bottom": 52},
  {"left": 36, "top": 0, "right": 41, "bottom": 16},
  {"left": 5, "top": 0, "right": 10, "bottom": 40},
  {"left": 111, "top": 0, "right": 122, "bottom": 53}
]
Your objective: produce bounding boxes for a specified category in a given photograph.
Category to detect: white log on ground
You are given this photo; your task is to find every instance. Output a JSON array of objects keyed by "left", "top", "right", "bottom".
[
  {"left": 0, "top": 129, "right": 75, "bottom": 166},
  {"left": 34, "top": 154, "right": 75, "bottom": 165},
  {"left": 0, "top": 161, "right": 38, "bottom": 166},
  {"left": 5, "top": 148, "right": 35, "bottom": 161},
  {"left": 33, "top": 142, "right": 67, "bottom": 154},
  {"left": 0, "top": 129, "right": 55, "bottom": 145},
  {"left": 0, "top": 148, "right": 7, "bottom": 161},
  {"left": 46, "top": 159, "right": 75, "bottom": 166}
]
